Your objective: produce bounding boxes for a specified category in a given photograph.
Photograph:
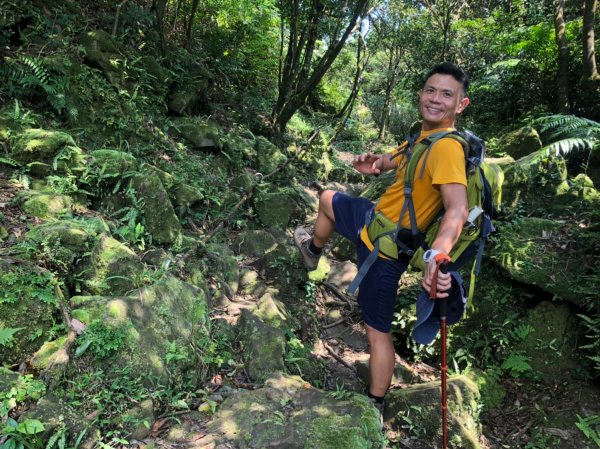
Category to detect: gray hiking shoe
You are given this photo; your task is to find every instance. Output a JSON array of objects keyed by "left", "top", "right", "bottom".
[
  {"left": 369, "top": 397, "right": 385, "bottom": 428},
  {"left": 293, "top": 227, "right": 321, "bottom": 271}
]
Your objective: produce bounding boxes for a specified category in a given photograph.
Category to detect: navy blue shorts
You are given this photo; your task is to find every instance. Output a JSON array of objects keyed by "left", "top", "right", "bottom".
[{"left": 332, "top": 192, "right": 408, "bottom": 333}]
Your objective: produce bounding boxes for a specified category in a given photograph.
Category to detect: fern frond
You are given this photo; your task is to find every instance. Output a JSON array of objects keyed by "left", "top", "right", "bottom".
[
  {"left": 534, "top": 114, "right": 600, "bottom": 141},
  {"left": 523, "top": 137, "right": 595, "bottom": 166},
  {"left": 0, "top": 157, "right": 21, "bottom": 168}
]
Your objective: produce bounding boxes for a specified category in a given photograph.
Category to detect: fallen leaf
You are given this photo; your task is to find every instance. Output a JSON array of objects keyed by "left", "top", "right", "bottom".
[{"left": 150, "top": 417, "right": 172, "bottom": 437}]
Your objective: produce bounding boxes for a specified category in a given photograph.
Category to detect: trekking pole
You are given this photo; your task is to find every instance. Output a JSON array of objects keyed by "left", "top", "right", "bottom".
[{"left": 429, "top": 258, "right": 450, "bottom": 449}]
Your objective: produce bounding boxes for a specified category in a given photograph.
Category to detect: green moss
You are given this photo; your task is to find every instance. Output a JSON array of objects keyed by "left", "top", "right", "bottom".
[
  {"left": 19, "top": 192, "right": 73, "bottom": 220},
  {"left": 305, "top": 414, "right": 372, "bottom": 449},
  {"left": 71, "top": 309, "right": 90, "bottom": 323},
  {"left": 467, "top": 369, "right": 505, "bottom": 411},
  {"left": 0, "top": 264, "right": 59, "bottom": 364},
  {"left": 11, "top": 129, "right": 76, "bottom": 164},
  {"left": 30, "top": 336, "right": 68, "bottom": 370}
]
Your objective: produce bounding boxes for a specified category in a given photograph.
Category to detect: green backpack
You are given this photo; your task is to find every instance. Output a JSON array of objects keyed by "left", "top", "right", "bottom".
[{"left": 347, "top": 130, "right": 504, "bottom": 301}]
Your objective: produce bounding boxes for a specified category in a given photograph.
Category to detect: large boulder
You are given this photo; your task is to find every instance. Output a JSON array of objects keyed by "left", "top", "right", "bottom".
[
  {"left": 221, "top": 131, "right": 257, "bottom": 169},
  {"left": 19, "top": 395, "right": 97, "bottom": 447},
  {"left": 70, "top": 274, "right": 211, "bottom": 384},
  {"left": 170, "top": 117, "right": 222, "bottom": 150},
  {"left": 208, "top": 373, "right": 384, "bottom": 449},
  {"left": 253, "top": 185, "right": 308, "bottom": 230},
  {"left": 501, "top": 126, "right": 543, "bottom": 160},
  {"left": 75, "top": 234, "right": 146, "bottom": 296},
  {"left": 11, "top": 129, "right": 86, "bottom": 174},
  {"left": 501, "top": 156, "right": 569, "bottom": 215},
  {"left": 511, "top": 301, "right": 580, "bottom": 381},
  {"left": 87, "top": 149, "right": 139, "bottom": 192},
  {"left": 489, "top": 217, "right": 598, "bottom": 307},
  {"left": 255, "top": 136, "right": 287, "bottom": 175}
]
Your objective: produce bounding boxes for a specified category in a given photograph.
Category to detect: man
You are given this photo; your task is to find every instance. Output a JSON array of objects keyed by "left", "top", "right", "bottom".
[{"left": 293, "top": 62, "right": 470, "bottom": 412}]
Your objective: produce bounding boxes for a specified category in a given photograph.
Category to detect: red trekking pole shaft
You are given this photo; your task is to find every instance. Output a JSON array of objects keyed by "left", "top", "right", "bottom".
[{"left": 430, "top": 260, "right": 449, "bottom": 449}]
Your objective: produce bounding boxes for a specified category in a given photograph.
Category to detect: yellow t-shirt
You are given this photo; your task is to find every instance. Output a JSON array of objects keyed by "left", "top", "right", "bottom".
[{"left": 360, "top": 128, "right": 467, "bottom": 252}]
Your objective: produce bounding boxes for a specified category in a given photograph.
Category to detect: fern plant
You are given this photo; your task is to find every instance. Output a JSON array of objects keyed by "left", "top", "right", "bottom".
[
  {"left": 501, "top": 354, "right": 533, "bottom": 377},
  {"left": 526, "top": 114, "right": 600, "bottom": 167},
  {"left": 575, "top": 414, "right": 600, "bottom": 446},
  {"left": 578, "top": 313, "right": 600, "bottom": 372},
  {"left": 0, "top": 55, "right": 68, "bottom": 115}
]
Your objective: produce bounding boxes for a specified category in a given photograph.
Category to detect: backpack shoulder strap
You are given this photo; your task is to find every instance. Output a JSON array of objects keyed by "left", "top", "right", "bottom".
[{"left": 398, "top": 130, "right": 453, "bottom": 236}]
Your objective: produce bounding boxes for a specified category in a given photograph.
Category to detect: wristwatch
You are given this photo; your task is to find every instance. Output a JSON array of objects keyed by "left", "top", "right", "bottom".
[{"left": 422, "top": 249, "right": 442, "bottom": 264}]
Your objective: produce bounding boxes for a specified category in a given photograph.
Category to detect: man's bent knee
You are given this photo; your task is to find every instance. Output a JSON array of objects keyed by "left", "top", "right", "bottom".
[{"left": 318, "top": 190, "right": 337, "bottom": 219}]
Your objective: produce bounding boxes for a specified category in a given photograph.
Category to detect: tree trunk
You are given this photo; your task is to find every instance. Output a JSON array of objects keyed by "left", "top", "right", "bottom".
[
  {"left": 152, "top": 0, "right": 167, "bottom": 54},
  {"left": 185, "top": 0, "right": 201, "bottom": 48},
  {"left": 554, "top": 0, "right": 570, "bottom": 113},
  {"left": 582, "top": 0, "right": 600, "bottom": 82},
  {"left": 272, "top": 0, "right": 370, "bottom": 137}
]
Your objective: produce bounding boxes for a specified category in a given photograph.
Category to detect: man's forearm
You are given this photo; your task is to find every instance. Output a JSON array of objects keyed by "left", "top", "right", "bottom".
[{"left": 431, "top": 209, "right": 466, "bottom": 254}]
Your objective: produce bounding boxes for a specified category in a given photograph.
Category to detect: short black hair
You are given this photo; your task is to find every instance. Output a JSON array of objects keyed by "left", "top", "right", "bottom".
[{"left": 424, "top": 62, "right": 469, "bottom": 96}]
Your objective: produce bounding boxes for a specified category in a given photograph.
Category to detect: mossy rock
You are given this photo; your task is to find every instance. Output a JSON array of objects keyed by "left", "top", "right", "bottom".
[
  {"left": 71, "top": 274, "right": 210, "bottom": 384},
  {"left": 30, "top": 335, "right": 69, "bottom": 371},
  {"left": 167, "top": 64, "right": 212, "bottom": 114},
  {"left": 238, "top": 309, "right": 286, "bottom": 382},
  {"left": 11, "top": 129, "right": 79, "bottom": 166},
  {"left": 24, "top": 219, "right": 103, "bottom": 255},
  {"left": 254, "top": 288, "right": 300, "bottom": 331},
  {"left": 75, "top": 234, "right": 145, "bottom": 296},
  {"left": 89, "top": 149, "right": 138, "bottom": 178},
  {"left": 140, "top": 55, "right": 171, "bottom": 91},
  {"left": 80, "top": 30, "right": 125, "bottom": 87},
  {"left": 386, "top": 375, "right": 481, "bottom": 449},
  {"left": 169, "top": 182, "right": 204, "bottom": 208},
  {"left": 555, "top": 174, "right": 600, "bottom": 203},
  {"left": 489, "top": 217, "right": 597, "bottom": 307},
  {"left": 18, "top": 191, "right": 73, "bottom": 220},
  {"left": 255, "top": 136, "right": 287, "bottom": 175},
  {"left": 253, "top": 187, "right": 307, "bottom": 230},
  {"left": 221, "top": 132, "right": 256, "bottom": 169},
  {"left": 0, "top": 262, "right": 61, "bottom": 365},
  {"left": 20, "top": 395, "right": 97, "bottom": 447},
  {"left": 502, "top": 156, "right": 569, "bottom": 214},
  {"left": 467, "top": 368, "right": 506, "bottom": 412},
  {"left": 170, "top": 117, "right": 222, "bottom": 149},
  {"left": 209, "top": 373, "right": 384, "bottom": 449},
  {"left": 130, "top": 172, "right": 182, "bottom": 245},
  {"left": 233, "top": 229, "right": 279, "bottom": 257},
  {"left": 502, "top": 126, "right": 542, "bottom": 160},
  {"left": 205, "top": 243, "right": 240, "bottom": 295},
  {"left": 512, "top": 301, "right": 580, "bottom": 381}
]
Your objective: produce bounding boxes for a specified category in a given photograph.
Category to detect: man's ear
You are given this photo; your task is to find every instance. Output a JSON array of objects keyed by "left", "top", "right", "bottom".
[{"left": 457, "top": 96, "right": 470, "bottom": 114}]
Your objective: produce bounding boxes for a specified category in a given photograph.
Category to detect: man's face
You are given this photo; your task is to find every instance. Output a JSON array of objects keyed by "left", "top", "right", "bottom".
[{"left": 419, "top": 73, "right": 470, "bottom": 130}]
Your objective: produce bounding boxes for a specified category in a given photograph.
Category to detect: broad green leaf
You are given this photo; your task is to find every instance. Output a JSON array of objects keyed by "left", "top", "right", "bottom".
[{"left": 16, "top": 419, "right": 44, "bottom": 435}]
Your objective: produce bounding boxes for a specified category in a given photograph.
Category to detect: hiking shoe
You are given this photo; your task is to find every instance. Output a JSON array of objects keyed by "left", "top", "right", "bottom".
[
  {"left": 293, "top": 227, "right": 321, "bottom": 271},
  {"left": 369, "top": 397, "right": 385, "bottom": 428}
]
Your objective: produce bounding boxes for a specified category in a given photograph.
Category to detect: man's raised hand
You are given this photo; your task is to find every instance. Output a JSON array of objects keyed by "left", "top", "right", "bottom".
[{"left": 352, "top": 152, "right": 383, "bottom": 175}]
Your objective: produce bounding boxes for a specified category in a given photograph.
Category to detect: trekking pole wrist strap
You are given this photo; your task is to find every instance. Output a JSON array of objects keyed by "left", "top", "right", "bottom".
[{"left": 423, "top": 249, "right": 451, "bottom": 264}]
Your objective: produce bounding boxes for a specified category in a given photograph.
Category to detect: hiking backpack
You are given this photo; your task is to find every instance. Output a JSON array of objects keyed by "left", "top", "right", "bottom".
[{"left": 347, "top": 130, "right": 504, "bottom": 301}]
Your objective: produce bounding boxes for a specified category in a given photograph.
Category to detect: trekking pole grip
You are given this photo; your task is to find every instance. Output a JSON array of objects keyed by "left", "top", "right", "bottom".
[
  {"left": 438, "top": 261, "right": 449, "bottom": 317},
  {"left": 429, "top": 254, "right": 451, "bottom": 300}
]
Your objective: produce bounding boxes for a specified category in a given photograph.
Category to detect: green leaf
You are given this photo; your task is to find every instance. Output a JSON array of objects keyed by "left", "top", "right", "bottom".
[
  {"left": 16, "top": 419, "right": 45, "bottom": 435},
  {"left": 0, "top": 328, "right": 23, "bottom": 347},
  {"left": 0, "top": 438, "right": 17, "bottom": 449}
]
